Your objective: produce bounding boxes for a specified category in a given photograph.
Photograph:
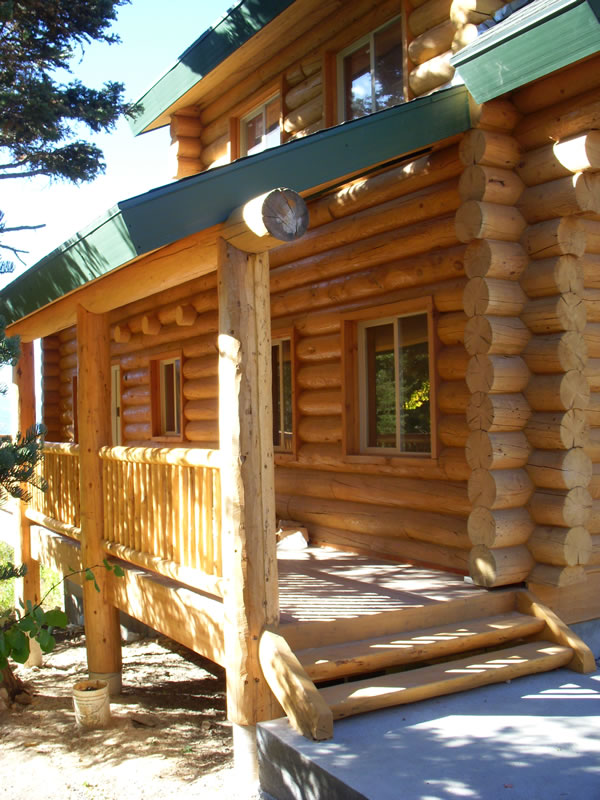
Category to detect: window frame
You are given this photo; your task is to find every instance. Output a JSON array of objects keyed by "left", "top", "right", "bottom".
[
  {"left": 150, "top": 350, "right": 183, "bottom": 442},
  {"left": 110, "top": 363, "right": 122, "bottom": 446},
  {"left": 336, "top": 14, "right": 407, "bottom": 123},
  {"left": 238, "top": 92, "right": 282, "bottom": 157},
  {"left": 342, "top": 297, "right": 438, "bottom": 463},
  {"left": 272, "top": 327, "right": 297, "bottom": 461}
]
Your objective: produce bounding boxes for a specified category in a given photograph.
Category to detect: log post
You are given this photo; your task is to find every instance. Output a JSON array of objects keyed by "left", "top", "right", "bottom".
[
  {"left": 12, "top": 341, "right": 41, "bottom": 614},
  {"left": 218, "top": 188, "right": 308, "bottom": 779},
  {"left": 76, "top": 306, "right": 122, "bottom": 693}
]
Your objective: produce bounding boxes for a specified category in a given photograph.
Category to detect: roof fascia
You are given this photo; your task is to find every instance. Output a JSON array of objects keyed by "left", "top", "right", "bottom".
[
  {"left": 450, "top": 0, "right": 600, "bottom": 103},
  {"left": 1, "top": 86, "right": 472, "bottom": 328},
  {"left": 130, "top": 0, "right": 295, "bottom": 136}
]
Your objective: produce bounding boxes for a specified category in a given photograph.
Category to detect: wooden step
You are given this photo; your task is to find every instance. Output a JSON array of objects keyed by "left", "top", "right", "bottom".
[
  {"left": 298, "top": 612, "right": 546, "bottom": 682},
  {"left": 320, "top": 641, "right": 573, "bottom": 720}
]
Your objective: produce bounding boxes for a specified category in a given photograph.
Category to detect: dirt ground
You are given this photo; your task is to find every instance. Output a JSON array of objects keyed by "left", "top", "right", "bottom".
[{"left": 0, "top": 632, "right": 257, "bottom": 800}]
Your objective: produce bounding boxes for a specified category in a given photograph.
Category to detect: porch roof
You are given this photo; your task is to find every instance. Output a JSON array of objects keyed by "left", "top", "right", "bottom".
[
  {"left": 0, "top": 85, "right": 472, "bottom": 330},
  {"left": 450, "top": 0, "right": 600, "bottom": 103}
]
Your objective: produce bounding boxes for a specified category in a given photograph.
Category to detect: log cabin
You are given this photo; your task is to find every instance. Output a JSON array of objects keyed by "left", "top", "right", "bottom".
[{"left": 2, "top": 0, "right": 600, "bottom": 777}]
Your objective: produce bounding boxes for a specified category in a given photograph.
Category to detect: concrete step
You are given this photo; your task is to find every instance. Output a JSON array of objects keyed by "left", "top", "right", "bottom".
[
  {"left": 298, "top": 611, "right": 546, "bottom": 682},
  {"left": 319, "top": 641, "right": 573, "bottom": 720}
]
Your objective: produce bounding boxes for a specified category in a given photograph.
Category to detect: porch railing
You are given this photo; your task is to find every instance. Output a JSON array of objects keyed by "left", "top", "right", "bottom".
[
  {"left": 99, "top": 445, "right": 223, "bottom": 597},
  {"left": 28, "top": 442, "right": 81, "bottom": 538}
]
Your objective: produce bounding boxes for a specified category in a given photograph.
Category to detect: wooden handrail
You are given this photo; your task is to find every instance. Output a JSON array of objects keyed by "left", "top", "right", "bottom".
[
  {"left": 99, "top": 444, "right": 221, "bottom": 469},
  {"left": 43, "top": 441, "right": 80, "bottom": 456}
]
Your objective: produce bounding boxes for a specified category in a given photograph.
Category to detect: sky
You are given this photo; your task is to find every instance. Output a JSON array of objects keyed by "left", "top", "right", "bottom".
[{"left": 0, "top": 0, "right": 234, "bottom": 431}]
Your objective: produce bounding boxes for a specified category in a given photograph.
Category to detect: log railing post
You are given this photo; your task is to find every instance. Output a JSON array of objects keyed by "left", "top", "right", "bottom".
[
  {"left": 218, "top": 188, "right": 308, "bottom": 780},
  {"left": 12, "top": 341, "right": 41, "bottom": 616},
  {"left": 76, "top": 305, "right": 122, "bottom": 693}
]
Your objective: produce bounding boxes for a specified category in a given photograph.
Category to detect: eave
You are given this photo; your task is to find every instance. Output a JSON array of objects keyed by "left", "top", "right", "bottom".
[
  {"left": 450, "top": 0, "right": 600, "bottom": 103},
  {"left": 1, "top": 86, "right": 472, "bottom": 339}
]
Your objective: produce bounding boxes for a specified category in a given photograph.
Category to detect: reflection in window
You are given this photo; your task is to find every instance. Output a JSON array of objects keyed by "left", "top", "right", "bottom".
[
  {"left": 242, "top": 96, "right": 281, "bottom": 156},
  {"left": 272, "top": 339, "right": 293, "bottom": 452},
  {"left": 159, "top": 357, "right": 181, "bottom": 436},
  {"left": 359, "top": 313, "right": 430, "bottom": 453},
  {"left": 340, "top": 17, "right": 404, "bottom": 121}
]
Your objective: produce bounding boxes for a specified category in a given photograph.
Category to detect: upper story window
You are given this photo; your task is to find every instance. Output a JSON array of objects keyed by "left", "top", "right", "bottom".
[
  {"left": 272, "top": 338, "right": 293, "bottom": 452},
  {"left": 338, "top": 16, "right": 405, "bottom": 122},
  {"left": 241, "top": 95, "right": 281, "bottom": 156},
  {"left": 151, "top": 354, "right": 182, "bottom": 439}
]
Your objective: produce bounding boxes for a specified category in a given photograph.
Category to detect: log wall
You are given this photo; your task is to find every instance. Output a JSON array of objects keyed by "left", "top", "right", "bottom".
[
  {"left": 41, "top": 326, "right": 78, "bottom": 443},
  {"left": 170, "top": 0, "right": 519, "bottom": 176}
]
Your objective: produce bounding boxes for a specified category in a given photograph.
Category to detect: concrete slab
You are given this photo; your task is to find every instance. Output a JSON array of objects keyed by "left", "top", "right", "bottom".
[{"left": 258, "top": 667, "right": 600, "bottom": 800}]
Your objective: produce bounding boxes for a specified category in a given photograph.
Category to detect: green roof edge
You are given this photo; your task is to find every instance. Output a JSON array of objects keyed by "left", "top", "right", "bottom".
[
  {"left": 129, "top": 0, "right": 295, "bottom": 136},
  {"left": 450, "top": 0, "right": 600, "bottom": 103},
  {"left": 1, "top": 86, "right": 472, "bottom": 327}
]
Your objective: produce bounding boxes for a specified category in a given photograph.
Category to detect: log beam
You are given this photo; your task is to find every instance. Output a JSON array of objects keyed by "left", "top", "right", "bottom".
[{"left": 222, "top": 188, "right": 308, "bottom": 254}]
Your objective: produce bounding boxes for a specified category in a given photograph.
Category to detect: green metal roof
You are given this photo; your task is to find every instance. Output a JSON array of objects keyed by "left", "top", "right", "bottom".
[
  {"left": 0, "top": 86, "right": 472, "bottom": 326},
  {"left": 450, "top": 0, "right": 600, "bottom": 103},
  {"left": 130, "top": 0, "right": 295, "bottom": 135}
]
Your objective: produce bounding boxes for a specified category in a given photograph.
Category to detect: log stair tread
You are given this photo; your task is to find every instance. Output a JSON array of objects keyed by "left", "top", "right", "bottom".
[
  {"left": 319, "top": 641, "right": 573, "bottom": 720},
  {"left": 297, "top": 611, "right": 546, "bottom": 682}
]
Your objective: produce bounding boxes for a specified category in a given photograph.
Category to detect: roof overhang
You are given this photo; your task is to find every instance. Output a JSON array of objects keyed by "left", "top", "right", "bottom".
[
  {"left": 450, "top": 0, "right": 600, "bottom": 103},
  {"left": 1, "top": 85, "right": 472, "bottom": 337},
  {"left": 130, "top": 0, "right": 296, "bottom": 135}
]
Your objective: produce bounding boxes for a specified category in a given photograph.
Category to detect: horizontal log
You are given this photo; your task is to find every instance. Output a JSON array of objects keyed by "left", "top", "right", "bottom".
[
  {"left": 297, "top": 390, "right": 342, "bottom": 417},
  {"left": 586, "top": 393, "right": 600, "bottom": 429},
  {"left": 522, "top": 216, "right": 586, "bottom": 259},
  {"left": 296, "top": 363, "right": 341, "bottom": 390},
  {"left": 59, "top": 352, "right": 77, "bottom": 370},
  {"left": 524, "top": 372, "right": 590, "bottom": 412},
  {"left": 183, "top": 398, "right": 218, "bottom": 421},
  {"left": 113, "top": 313, "right": 219, "bottom": 356},
  {"left": 584, "top": 289, "right": 600, "bottom": 323},
  {"left": 584, "top": 427, "right": 600, "bottom": 463},
  {"left": 459, "top": 165, "right": 524, "bottom": 205},
  {"left": 296, "top": 334, "right": 340, "bottom": 363},
  {"left": 584, "top": 254, "right": 600, "bottom": 289},
  {"left": 518, "top": 172, "right": 600, "bottom": 224},
  {"left": 525, "top": 409, "right": 588, "bottom": 450},
  {"left": 526, "top": 448, "right": 592, "bottom": 490},
  {"left": 182, "top": 356, "right": 218, "bottom": 380},
  {"left": 466, "top": 429, "right": 530, "bottom": 470},
  {"left": 466, "top": 354, "right": 530, "bottom": 394},
  {"left": 515, "top": 88, "right": 600, "bottom": 151},
  {"left": 297, "top": 416, "right": 342, "bottom": 444},
  {"left": 527, "top": 564, "right": 586, "bottom": 587},
  {"left": 170, "top": 113, "right": 202, "bottom": 139},
  {"left": 583, "top": 218, "right": 600, "bottom": 254},
  {"left": 141, "top": 314, "right": 161, "bottom": 336},
  {"left": 469, "top": 544, "right": 534, "bottom": 587},
  {"left": 285, "top": 57, "right": 320, "bottom": 87},
  {"left": 455, "top": 201, "right": 526, "bottom": 243},
  {"left": 520, "top": 255, "right": 583, "bottom": 298},
  {"left": 175, "top": 304, "right": 197, "bottom": 327},
  {"left": 121, "top": 405, "right": 151, "bottom": 423},
  {"left": 201, "top": 132, "right": 228, "bottom": 168},
  {"left": 184, "top": 420, "right": 218, "bottom": 443},
  {"left": 459, "top": 129, "right": 521, "bottom": 169},
  {"left": 183, "top": 334, "right": 219, "bottom": 360},
  {"left": 409, "top": 50, "right": 454, "bottom": 97},
  {"left": 522, "top": 331, "right": 586, "bottom": 374},
  {"left": 58, "top": 327, "right": 76, "bottom": 344},
  {"left": 467, "top": 392, "right": 530, "bottom": 432},
  {"left": 275, "top": 467, "right": 470, "bottom": 517},
  {"left": 528, "top": 526, "right": 592, "bottom": 567},
  {"left": 467, "top": 506, "right": 534, "bottom": 547},
  {"left": 41, "top": 336, "right": 60, "bottom": 351},
  {"left": 308, "top": 145, "right": 461, "bottom": 229},
  {"left": 529, "top": 486, "right": 592, "bottom": 527},
  {"left": 450, "top": 0, "right": 506, "bottom": 26},
  {"left": 464, "top": 276, "right": 526, "bottom": 317},
  {"left": 585, "top": 359, "right": 600, "bottom": 391},
  {"left": 408, "top": 0, "right": 453, "bottom": 36},
  {"left": 469, "top": 98, "right": 522, "bottom": 133},
  {"left": 468, "top": 467, "right": 534, "bottom": 509},
  {"left": 276, "top": 493, "right": 470, "bottom": 549},
  {"left": 464, "top": 238, "right": 527, "bottom": 280},
  {"left": 437, "top": 311, "right": 467, "bottom": 345},
  {"left": 513, "top": 56, "right": 600, "bottom": 114},
  {"left": 516, "top": 131, "right": 600, "bottom": 186},
  {"left": 452, "top": 21, "right": 479, "bottom": 52},
  {"left": 584, "top": 323, "right": 600, "bottom": 359},
  {"left": 589, "top": 499, "right": 600, "bottom": 534},
  {"left": 438, "top": 380, "right": 470, "bottom": 415},
  {"left": 285, "top": 70, "right": 322, "bottom": 111},
  {"left": 224, "top": 188, "right": 309, "bottom": 253},
  {"left": 270, "top": 247, "right": 466, "bottom": 319},
  {"left": 408, "top": 19, "right": 456, "bottom": 64},
  {"left": 283, "top": 94, "right": 322, "bottom": 134},
  {"left": 122, "top": 385, "right": 151, "bottom": 406},
  {"left": 122, "top": 367, "right": 150, "bottom": 388},
  {"left": 122, "top": 423, "right": 152, "bottom": 441},
  {"left": 439, "top": 414, "right": 470, "bottom": 447},
  {"left": 183, "top": 377, "right": 219, "bottom": 400},
  {"left": 521, "top": 293, "right": 586, "bottom": 334},
  {"left": 100, "top": 444, "right": 220, "bottom": 468},
  {"left": 438, "top": 345, "right": 469, "bottom": 381},
  {"left": 464, "top": 315, "right": 530, "bottom": 355}
]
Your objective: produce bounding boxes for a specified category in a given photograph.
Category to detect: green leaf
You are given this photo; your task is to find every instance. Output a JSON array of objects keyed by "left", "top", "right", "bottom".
[
  {"left": 85, "top": 568, "right": 94, "bottom": 581},
  {"left": 7, "top": 628, "right": 29, "bottom": 663},
  {"left": 33, "top": 605, "right": 45, "bottom": 624},
  {"left": 0, "top": 630, "right": 9, "bottom": 660},
  {"left": 17, "top": 616, "right": 35, "bottom": 633},
  {"left": 44, "top": 609, "right": 67, "bottom": 628},
  {"left": 93, "top": 578, "right": 100, "bottom": 593},
  {"left": 102, "top": 558, "right": 111, "bottom": 569},
  {"left": 113, "top": 565, "right": 125, "bottom": 578},
  {"left": 37, "top": 628, "right": 55, "bottom": 653},
  {"left": 0, "top": 653, "right": 7, "bottom": 670}
]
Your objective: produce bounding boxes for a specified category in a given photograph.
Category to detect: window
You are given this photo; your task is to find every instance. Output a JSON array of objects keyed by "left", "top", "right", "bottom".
[
  {"left": 272, "top": 338, "right": 293, "bottom": 452},
  {"left": 343, "top": 300, "right": 435, "bottom": 458},
  {"left": 151, "top": 355, "right": 182, "bottom": 439},
  {"left": 338, "top": 17, "right": 405, "bottom": 122},
  {"left": 241, "top": 95, "right": 281, "bottom": 156},
  {"left": 110, "top": 364, "right": 122, "bottom": 446}
]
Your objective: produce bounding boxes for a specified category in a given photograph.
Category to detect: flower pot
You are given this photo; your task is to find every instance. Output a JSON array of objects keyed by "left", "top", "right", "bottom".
[{"left": 72, "top": 679, "right": 111, "bottom": 729}]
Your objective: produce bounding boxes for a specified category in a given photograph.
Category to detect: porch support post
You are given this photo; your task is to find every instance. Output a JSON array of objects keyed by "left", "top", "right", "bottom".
[
  {"left": 218, "top": 239, "right": 280, "bottom": 779},
  {"left": 12, "top": 341, "right": 41, "bottom": 614},
  {"left": 76, "top": 305, "right": 122, "bottom": 693}
]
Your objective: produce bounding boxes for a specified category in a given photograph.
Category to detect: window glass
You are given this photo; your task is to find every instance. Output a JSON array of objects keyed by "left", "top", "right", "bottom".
[
  {"left": 272, "top": 339, "right": 293, "bottom": 451},
  {"left": 160, "top": 358, "right": 181, "bottom": 436},
  {"left": 243, "top": 96, "right": 281, "bottom": 156},
  {"left": 341, "top": 17, "right": 404, "bottom": 122},
  {"left": 361, "top": 313, "right": 430, "bottom": 453}
]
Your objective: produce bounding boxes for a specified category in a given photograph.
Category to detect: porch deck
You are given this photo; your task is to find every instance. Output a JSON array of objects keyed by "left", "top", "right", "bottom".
[{"left": 277, "top": 547, "right": 485, "bottom": 625}]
